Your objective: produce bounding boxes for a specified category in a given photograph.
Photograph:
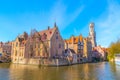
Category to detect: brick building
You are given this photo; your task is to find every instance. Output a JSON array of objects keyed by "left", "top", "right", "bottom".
[{"left": 11, "top": 23, "right": 65, "bottom": 64}]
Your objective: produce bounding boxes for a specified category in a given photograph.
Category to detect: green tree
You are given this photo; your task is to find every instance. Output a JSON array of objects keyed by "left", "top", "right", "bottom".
[{"left": 108, "top": 39, "right": 120, "bottom": 61}]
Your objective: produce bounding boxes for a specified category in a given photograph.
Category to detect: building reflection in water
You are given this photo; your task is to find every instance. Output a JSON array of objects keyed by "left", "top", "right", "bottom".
[
  {"left": 9, "top": 64, "right": 40, "bottom": 80},
  {"left": 5, "top": 62, "right": 120, "bottom": 80},
  {"left": 63, "top": 64, "right": 98, "bottom": 80},
  {"left": 9, "top": 64, "right": 69, "bottom": 80}
]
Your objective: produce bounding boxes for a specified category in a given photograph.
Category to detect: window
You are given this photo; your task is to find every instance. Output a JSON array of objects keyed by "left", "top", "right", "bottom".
[
  {"left": 38, "top": 50, "right": 40, "bottom": 56},
  {"left": 19, "top": 52, "right": 21, "bottom": 56},
  {"left": 56, "top": 36, "right": 58, "bottom": 39},
  {"left": 30, "top": 53, "right": 33, "bottom": 57},
  {"left": 15, "top": 50, "right": 17, "bottom": 56},
  {"left": 16, "top": 42, "right": 18, "bottom": 47},
  {"left": 22, "top": 53, "right": 23, "bottom": 57},
  {"left": 34, "top": 44, "right": 36, "bottom": 48},
  {"left": 59, "top": 44, "right": 61, "bottom": 48},
  {"left": 13, "top": 44, "right": 14, "bottom": 47},
  {"left": 38, "top": 44, "right": 40, "bottom": 48}
]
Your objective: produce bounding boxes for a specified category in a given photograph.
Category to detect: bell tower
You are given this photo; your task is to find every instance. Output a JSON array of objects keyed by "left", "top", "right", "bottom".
[{"left": 89, "top": 22, "right": 97, "bottom": 47}]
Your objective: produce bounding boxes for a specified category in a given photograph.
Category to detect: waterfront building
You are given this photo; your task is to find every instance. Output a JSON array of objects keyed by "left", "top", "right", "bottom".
[
  {"left": 0, "top": 41, "right": 12, "bottom": 62},
  {"left": 64, "top": 35, "right": 92, "bottom": 62},
  {"left": 64, "top": 34, "right": 84, "bottom": 63},
  {"left": 64, "top": 48, "right": 78, "bottom": 64},
  {"left": 0, "top": 42, "right": 3, "bottom": 54},
  {"left": 11, "top": 23, "right": 65, "bottom": 64},
  {"left": 25, "top": 23, "right": 64, "bottom": 59},
  {"left": 83, "top": 37, "right": 92, "bottom": 62},
  {"left": 0, "top": 41, "right": 12, "bottom": 55},
  {"left": 11, "top": 32, "right": 28, "bottom": 63},
  {"left": 64, "top": 23, "right": 96, "bottom": 62},
  {"left": 92, "top": 46, "right": 108, "bottom": 61}
]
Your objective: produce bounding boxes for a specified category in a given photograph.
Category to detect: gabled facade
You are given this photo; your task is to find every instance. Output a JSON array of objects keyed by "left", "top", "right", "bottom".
[
  {"left": 25, "top": 24, "right": 65, "bottom": 59},
  {"left": 11, "top": 32, "right": 28, "bottom": 63},
  {"left": 92, "top": 46, "right": 108, "bottom": 61},
  {"left": 11, "top": 23, "right": 65, "bottom": 64},
  {"left": 64, "top": 48, "right": 77, "bottom": 64},
  {"left": 65, "top": 35, "right": 84, "bottom": 54},
  {"left": 0, "top": 41, "right": 12, "bottom": 62},
  {"left": 64, "top": 35, "right": 84, "bottom": 62},
  {"left": 83, "top": 37, "right": 92, "bottom": 61},
  {"left": 0, "top": 41, "right": 12, "bottom": 55},
  {"left": 64, "top": 22, "right": 97, "bottom": 62},
  {"left": 64, "top": 34, "right": 93, "bottom": 62}
]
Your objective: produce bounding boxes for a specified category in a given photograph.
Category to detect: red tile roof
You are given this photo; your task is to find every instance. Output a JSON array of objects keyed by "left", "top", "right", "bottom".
[
  {"left": 65, "top": 35, "right": 83, "bottom": 44},
  {"left": 38, "top": 27, "right": 56, "bottom": 41}
]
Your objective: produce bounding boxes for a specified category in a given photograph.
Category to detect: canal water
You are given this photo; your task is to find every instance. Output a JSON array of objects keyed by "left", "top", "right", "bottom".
[{"left": 0, "top": 62, "right": 120, "bottom": 80}]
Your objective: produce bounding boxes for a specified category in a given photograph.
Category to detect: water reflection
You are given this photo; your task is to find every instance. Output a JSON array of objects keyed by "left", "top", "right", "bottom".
[
  {"left": 9, "top": 64, "right": 69, "bottom": 80},
  {"left": 0, "top": 62, "right": 120, "bottom": 80}
]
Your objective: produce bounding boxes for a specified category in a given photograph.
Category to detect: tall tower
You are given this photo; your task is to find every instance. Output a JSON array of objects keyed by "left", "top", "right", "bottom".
[{"left": 89, "top": 22, "right": 97, "bottom": 48}]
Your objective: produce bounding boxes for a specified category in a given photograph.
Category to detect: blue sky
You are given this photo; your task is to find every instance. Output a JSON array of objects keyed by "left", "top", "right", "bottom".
[{"left": 0, "top": 0, "right": 120, "bottom": 47}]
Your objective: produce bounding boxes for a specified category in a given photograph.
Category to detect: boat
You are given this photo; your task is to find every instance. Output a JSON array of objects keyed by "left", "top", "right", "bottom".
[{"left": 115, "top": 54, "right": 120, "bottom": 65}]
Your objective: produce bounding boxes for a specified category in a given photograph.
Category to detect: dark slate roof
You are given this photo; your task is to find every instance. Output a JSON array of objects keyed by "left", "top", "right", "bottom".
[{"left": 65, "top": 48, "right": 76, "bottom": 53}]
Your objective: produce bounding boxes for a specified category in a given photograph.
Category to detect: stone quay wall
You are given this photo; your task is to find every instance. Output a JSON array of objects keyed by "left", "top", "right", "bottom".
[{"left": 12, "top": 58, "right": 70, "bottom": 66}]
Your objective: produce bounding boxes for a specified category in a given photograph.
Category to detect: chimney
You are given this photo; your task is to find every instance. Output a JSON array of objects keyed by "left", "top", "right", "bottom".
[
  {"left": 48, "top": 26, "right": 50, "bottom": 30},
  {"left": 54, "top": 22, "right": 57, "bottom": 27}
]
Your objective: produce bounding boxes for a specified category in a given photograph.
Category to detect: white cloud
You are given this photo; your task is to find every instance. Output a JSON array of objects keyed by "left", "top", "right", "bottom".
[{"left": 95, "top": 0, "right": 120, "bottom": 47}]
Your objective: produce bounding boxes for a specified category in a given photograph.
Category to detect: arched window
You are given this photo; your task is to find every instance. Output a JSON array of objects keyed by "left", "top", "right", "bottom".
[
  {"left": 38, "top": 50, "right": 40, "bottom": 56},
  {"left": 15, "top": 50, "right": 17, "bottom": 56},
  {"left": 16, "top": 42, "right": 18, "bottom": 47},
  {"left": 56, "top": 36, "right": 58, "bottom": 39},
  {"left": 59, "top": 44, "right": 61, "bottom": 48}
]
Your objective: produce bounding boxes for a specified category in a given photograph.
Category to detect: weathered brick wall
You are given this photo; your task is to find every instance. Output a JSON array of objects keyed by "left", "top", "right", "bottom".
[{"left": 12, "top": 58, "right": 69, "bottom": 66}]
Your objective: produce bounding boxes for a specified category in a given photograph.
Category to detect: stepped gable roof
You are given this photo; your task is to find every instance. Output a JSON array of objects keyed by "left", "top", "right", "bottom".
[
  {"left": 15, "top": 33, "right": 28, "bottom": 47},
  {"left": 19, "top": 38, "right": 27, "bottom": 47},
  {"left": 65, "top": 35, "right": 83, "bottom": 44},
  {"left": 38, "top": 27, "right": 56, "bottom": 41},
  {"left": 64, "top": 39, "right": 69, "bottom": 43},
  {"left": 74, "top": 36, "right": 79, "bottom": 44}
]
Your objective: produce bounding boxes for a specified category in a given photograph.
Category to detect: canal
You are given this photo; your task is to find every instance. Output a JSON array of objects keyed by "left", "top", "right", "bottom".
[{"left": 0, "top": 62, "right": 120, "bottom": 80}]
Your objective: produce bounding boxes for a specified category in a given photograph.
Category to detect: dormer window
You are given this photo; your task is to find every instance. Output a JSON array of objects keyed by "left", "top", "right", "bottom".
[{"left": 42, "top": 33, "right": 47, "bottom": 40}]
